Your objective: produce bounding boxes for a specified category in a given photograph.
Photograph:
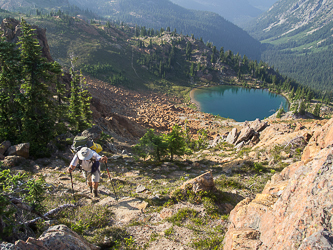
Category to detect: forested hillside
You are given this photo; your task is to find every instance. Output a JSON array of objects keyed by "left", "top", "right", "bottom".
[{"left": 244, "top": 0, "right": 333, "bottom": 92}]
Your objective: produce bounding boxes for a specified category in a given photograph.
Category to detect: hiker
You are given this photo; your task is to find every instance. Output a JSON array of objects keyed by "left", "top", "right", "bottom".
[{"left": 67, "top": 147, "right": 108, "bottom": 197}]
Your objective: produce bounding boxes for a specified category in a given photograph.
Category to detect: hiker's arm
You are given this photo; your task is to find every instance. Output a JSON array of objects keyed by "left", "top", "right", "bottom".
[
  {"left": 94, "top": 152, "right": 108, "bottom": 163},
  {"left": 68, "top": 155, "right": 78, "bottom": 173},
  {"left": 67, "top": 165, "right": 76, "bottom": 173},
  {"left": 100, "top": 156, "right": 108, "bottom": 163}
]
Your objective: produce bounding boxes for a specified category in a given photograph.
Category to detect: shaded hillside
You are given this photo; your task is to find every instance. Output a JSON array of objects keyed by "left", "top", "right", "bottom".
[
  {"left": 169, "top": 0, "right": 262, "bottom": 26},
  {"left": 68, "top": 0, "right": 263, "bottom": 60},
  {"left": 244, "top": 0, "right": 333, "bottom": 92}
]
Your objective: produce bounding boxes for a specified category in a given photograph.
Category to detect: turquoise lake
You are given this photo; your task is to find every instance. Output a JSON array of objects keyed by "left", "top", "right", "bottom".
[{"left": 192, "top": 85, "right": 289, "bottom": 122}]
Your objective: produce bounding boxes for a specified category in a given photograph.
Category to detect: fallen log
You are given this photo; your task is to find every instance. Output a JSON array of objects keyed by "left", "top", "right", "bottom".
[{"left": 24, "top": 204, "right": 77, "bottom": 226}]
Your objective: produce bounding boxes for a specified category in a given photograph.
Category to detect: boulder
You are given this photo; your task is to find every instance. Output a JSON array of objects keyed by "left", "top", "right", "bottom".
[
  {"left": 12, "top": 224, "right": 100, "bottom": 250},
  {"left": 7, "top": 143, "right": 30, "bottom": 158},
  {"left": 3, "top": 156, "right": 26, "bottom": 167},
  {"left": 234, "top": 141, "right": 245, "bottom": 151},
  {"left": 234, "top": 127, "right": 255, "bottom": 145},
  {"left": 82, "top": 125, "right": 103, "bottom": 141},
  {"left": 0, "top": 140, "right": 11, "bottom": 155},
  {"left": 250, "top": 118, "right": 268, "bottom": 133},
  {"left": 226, "top": 128, "right": 238, "bottom": 145},
  {"left": 178, "top": 171, "right": 214, "bottom": 193}
]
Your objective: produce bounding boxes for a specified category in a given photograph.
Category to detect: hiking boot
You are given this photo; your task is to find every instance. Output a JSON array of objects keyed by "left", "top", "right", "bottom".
[
  {"left": 90, "top": 186, "right": 93, "bottom": 193},
  {"left": 93, "top": 189, "right": 99, "bottom": 197}
]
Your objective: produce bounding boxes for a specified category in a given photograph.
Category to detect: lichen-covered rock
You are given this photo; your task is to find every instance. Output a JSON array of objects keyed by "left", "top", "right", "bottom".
[
  {"left": 7, "top": 143, "right": 30, "bottom": 158},
  {"left": 223, "top": 120, "right": 333, "bottom": 250}
]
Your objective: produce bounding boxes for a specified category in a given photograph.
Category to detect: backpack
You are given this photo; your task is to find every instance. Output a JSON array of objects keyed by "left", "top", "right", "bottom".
[{"left": 71, "top": 135, "right": 103, "bottom": 154}]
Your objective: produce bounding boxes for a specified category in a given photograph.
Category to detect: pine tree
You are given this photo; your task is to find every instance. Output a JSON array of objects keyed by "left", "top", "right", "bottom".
[
  {"left": 18, "top": 19, "right": 61, "bottom": 155},
  {"left": 68, "top": 57, "right": 92, "bottom": 132},
  {"left": 0, "top": 35, "right": 23, "bottom": 141},
  {"left": 164, "top": 125, "right": 186, "bottom": 161}
]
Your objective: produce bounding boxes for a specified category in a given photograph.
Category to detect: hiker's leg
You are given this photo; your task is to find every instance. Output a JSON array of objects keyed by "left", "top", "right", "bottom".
[
  {"left": 92, "top": 171, "right": 100, "bottom": 197},
  {"left": 84, "top": 171, "right": 93, "bottom": 193}
]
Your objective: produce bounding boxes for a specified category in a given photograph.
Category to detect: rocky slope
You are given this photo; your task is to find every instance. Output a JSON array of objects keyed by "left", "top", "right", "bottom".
[
  {"left": 223, "top": 118, "right": 333, "bottom": 249},
  {"left": 246, "top": 0, "right": 333, "bottom": 41}
]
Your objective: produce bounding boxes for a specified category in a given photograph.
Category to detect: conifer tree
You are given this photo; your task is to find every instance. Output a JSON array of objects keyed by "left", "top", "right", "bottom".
[
  {"left": 68, "top": 57, "right": 92, "bottom": 132},
  {"left": 164, "top": 125, "right": 186, "bottom": 161},
  {"left": 18, "top": 19, "right": 61, "bottom": 155},
  {"left": 0, "top": 35, "right": 23, "bottom": 141}
]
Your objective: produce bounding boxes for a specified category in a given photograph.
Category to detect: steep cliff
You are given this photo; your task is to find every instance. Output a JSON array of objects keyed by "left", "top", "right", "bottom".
[{"left": 223, "top": 118, "right": 333, "bottom": 249}]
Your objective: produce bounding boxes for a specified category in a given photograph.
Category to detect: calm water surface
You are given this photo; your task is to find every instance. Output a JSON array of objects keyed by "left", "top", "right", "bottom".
[{"left": 192, "top": 85, "right": 289, "bottom": 122}]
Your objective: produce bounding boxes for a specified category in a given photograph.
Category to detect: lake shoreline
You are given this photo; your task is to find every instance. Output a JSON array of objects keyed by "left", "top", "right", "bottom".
[
  {"left": 189, "top": 84, "right": 290, "bottom": 121},
  {"left": 190, "top": 84, "right": 290, "bottom": 111},
  {"left": 189, "top": 88, "right": 202, "bottom": 111}
]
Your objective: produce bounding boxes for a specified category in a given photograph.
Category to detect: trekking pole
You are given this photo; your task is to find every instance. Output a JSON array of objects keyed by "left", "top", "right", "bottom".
[
  {"left": 105, "top": 162, "right": 118, "bottom": 201},
  {"left": 69, "top": 172, "right": 75, "bottom": 196}
]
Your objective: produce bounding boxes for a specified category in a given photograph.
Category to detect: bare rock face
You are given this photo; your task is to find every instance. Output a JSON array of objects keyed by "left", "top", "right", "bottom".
[
  {"left": 223, "top": 118, "right": 333, "bottom": 249},
  {"left": 13, "top": 225, "right": 100, "bottom": 250},
  {"left": 178, "top": 171, "right": 214, "bottom": 194},
  {"left": 7, "top": 143, "right": 30, "bottom": 159},
  {"left": 226, "top": 128, "right": 238, "bottom": 145}
]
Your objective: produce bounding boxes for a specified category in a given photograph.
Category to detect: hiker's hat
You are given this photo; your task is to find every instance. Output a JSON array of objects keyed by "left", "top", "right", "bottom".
[{"left": 78, "top": 147, "right": 93, "bottom": 161}]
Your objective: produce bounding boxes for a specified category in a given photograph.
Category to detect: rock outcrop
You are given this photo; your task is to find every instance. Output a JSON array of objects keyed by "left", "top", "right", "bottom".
[
  {"left": 1, "top": 18, "right": 53, "bottom": 62},
  {"left": 7, "top": 143, "right": 30, "bottom": 159},
  {"left": 223, "top": 118, "right": 333, "bottom": 249}
]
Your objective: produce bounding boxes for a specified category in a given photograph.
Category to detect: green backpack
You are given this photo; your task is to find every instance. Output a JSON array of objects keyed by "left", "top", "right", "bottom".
[{"left": 71, "top": 136, "right": 93, "bottom": 153}]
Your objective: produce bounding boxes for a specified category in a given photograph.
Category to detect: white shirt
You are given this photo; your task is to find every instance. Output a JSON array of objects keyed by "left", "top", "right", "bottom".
[{"left": 70, "top": 151, "right": 102, "bottom": 172}]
